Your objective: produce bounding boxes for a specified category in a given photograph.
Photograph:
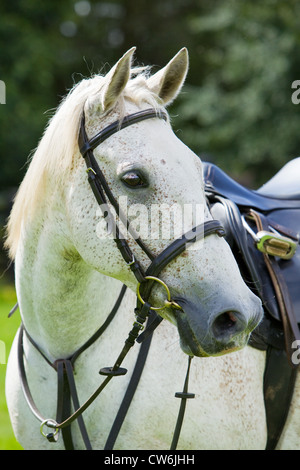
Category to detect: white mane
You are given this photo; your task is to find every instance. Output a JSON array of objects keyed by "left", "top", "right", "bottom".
[{"left": 5, "top": 68, "right": 162, "bottom": 259}]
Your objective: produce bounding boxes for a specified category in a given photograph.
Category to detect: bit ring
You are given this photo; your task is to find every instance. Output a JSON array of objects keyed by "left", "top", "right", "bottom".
[
  {"left": 137, "top": 276, "right": 171, "bottom": 311},
  {"left": 40, "top": 419, "right": 59, "bottom": 439}
]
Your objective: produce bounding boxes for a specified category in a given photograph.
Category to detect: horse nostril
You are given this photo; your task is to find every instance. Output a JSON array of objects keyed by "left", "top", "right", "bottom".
[{"left": 211, "top": 311, "right": 245, "bottom": 340}]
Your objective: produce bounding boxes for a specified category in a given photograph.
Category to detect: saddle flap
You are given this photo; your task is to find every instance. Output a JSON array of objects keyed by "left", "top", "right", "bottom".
[
  {"left": 204, "top": 161, "right": 300, "bottom": 211},
  {"left": 209, "top": 197, "right": 300, "bottom": 326}
]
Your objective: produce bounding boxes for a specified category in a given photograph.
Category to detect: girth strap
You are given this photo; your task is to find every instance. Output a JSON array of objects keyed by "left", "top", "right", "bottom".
[{"left": 264, "top": 347, "right": 298, "bottom": 450}]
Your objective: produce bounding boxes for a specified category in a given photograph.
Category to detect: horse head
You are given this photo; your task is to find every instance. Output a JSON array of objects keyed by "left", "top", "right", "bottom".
[
  {"left": 66, "top": 48, "right": 263, "bottom": 357},
  {"left": 6, "top": 48, "right": 263, "bottom": 358}
]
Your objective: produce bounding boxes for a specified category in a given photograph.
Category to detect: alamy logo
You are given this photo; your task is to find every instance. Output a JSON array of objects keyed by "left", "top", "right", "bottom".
[
  {"left": 95, "top": 196, "right": 205, "bottom": 250},
  {"left": 291, "top": 340, "right": 300, "bottom": 365},
  {"left": 0, "top": 80, "right": 6, "bottom": 104},
  {"left": 0, "top": 340, "right": 5, "bottom": 364},
  {"left": 291, "top": 80, "right": 300, "bottom": 104}
]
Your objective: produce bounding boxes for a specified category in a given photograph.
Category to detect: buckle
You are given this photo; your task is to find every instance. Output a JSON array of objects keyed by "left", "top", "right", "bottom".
[
  {"left": 242, "top": 216, "right": 298, "bottom": 260},
  {"left": 255, "top": 231, "right": 297, "bottom": 260},
  {"left": 40, "top": 419, "right": 59, "bottom": 441}
]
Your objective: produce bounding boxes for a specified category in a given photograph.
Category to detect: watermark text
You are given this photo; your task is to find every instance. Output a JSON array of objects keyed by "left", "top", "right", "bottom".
[
  {"left": 0, "top": 80, "right": 5, "bottom": 104},
  {"left": 95, "top": 197, "right": 205, "bottom": 249},
  {"left": 291, "top": 80, "right": 300, "bottom": 104},
  {"left": 103, "top": 453, "right": 195, "bottom": 467},
  {"left": 291, "top": 340, "right": 300, "bottom": 365},
  {"left": 0, "top": 340, "right": 6, "bottom": 364}
]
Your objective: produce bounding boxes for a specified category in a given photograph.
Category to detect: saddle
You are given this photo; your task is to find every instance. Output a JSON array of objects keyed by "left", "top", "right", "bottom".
[{"left": 204, "top": 158, "right": 300, "bottom": 449}]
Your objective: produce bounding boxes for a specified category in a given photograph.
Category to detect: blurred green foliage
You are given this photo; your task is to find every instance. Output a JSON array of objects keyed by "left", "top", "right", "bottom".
[
  {"left": 1, "top": 0, "right": 300, "bottom": 192},
  {"left": 1, "top": 0, "right": 300, "bottom": 449},
  {"left": 174, "top": 0, "right": 300, "bottom": 184},
  {"left": 0, "top": 282, "right": 22, "bottom": 450}
]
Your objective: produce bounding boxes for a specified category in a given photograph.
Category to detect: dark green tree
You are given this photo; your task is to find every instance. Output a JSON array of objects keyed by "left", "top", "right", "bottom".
[
  {"left": 172, "top": 0, "right": 300, "bottom": 186},
  {"left": 1, "top": 0, "right": 300, "bottom": 192}
]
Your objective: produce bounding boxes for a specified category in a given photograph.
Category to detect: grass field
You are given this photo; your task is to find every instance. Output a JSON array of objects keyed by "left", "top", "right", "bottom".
[{"left": 0, "top": 281, "right": 23, "bottom": 450}]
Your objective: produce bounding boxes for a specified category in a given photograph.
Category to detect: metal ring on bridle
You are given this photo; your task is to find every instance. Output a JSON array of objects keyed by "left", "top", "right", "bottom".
[
  {"left": 137, "top": 276, "right": 172, "bottom": 311},
  {"left": 40, "top": 419, "right": 59, "bottom": 438}
]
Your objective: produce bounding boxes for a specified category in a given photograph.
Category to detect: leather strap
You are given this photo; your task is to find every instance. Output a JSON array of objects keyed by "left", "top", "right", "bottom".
[
  {"left": 145, "top": 220, "right": 225, "bottom": 278},
  {"left": 58, "top": 359, "right": 92, "bottom": 450},
  {"left": 206, "top": 195, "right": 299, "bottom": 449},
  {"left": 18, "top": 325, "right": 47, "bottom": 423},
  {"left": 136, "top": 220, "right": 225, "bottom": 343},
  {"left": 249, "top": 210, "right": 300, "bottom": 450},
  {"left": 55, "top": 360, "right": 73, "bottom": 448},
  {"left": 84, "top": 149, "right": 155, "bottom": 268},
  {"left": 17, "top": 285, "right": 127, "bottom": 449},
  {"left": 79, "top": 108, "right": 168, "bottom": 265},
  {"left": 70, "top": 284, "right": 127, "bottom": 365},
  {"left": 264, "top": 347, "right": 297, "bottom": 450},
  {"left": 42, "top": 300, "right": 153, "bottom": 438},
  {"left": 102, "top": 220, "right": 225, "bottom": 449},
  {"left": 170, "top": 355, "right": 194, "bottom": 450},
  {"left": 250, "top": 210, "right": 300, "bottom": 367},
  {"left": 104, "top": 314, "right": 154, "bottom": 450}
]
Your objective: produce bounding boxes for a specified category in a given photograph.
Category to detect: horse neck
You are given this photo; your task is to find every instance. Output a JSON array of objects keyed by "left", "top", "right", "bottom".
[{"left": 15, "top": 201, "right": 125, "bottom": 361}]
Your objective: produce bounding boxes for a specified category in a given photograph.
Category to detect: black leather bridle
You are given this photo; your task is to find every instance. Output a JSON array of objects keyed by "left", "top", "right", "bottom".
[{"left": 17, "top": 107, "right": 225, "bottom": 450}]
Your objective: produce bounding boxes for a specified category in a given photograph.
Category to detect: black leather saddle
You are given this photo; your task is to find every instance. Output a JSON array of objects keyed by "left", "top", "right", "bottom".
[
  {"left": 204, "top": 158, "right": 300, "bottom": 327},
  {"left": 204, "top": 158, "right": 300, "bottom": 449},
  {"left": 204, "top": 157, "right": 300, "bottom": 209}
]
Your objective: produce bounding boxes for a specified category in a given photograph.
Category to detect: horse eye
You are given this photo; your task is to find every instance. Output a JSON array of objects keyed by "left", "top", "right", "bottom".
[{"left": 121, "top": 171, "right": 147, "bottom": 188}]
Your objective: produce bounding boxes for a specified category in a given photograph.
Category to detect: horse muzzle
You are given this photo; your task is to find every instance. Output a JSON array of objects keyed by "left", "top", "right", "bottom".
[{"left": 171, "top": 295, "right": 263, "bottom": 357}]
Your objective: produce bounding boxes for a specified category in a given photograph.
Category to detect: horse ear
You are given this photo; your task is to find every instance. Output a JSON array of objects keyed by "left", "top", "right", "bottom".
[
  {"left": 147, "top": 48, "right": 189, "bottom": 106},
  {"left": 101, "top": 47, "right": 136, "bottom": 112}
]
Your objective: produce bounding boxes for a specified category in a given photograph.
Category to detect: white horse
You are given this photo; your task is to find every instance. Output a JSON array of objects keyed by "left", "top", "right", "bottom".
[{"left": 4, "top": 48, "right": 300, "bottom": 450}]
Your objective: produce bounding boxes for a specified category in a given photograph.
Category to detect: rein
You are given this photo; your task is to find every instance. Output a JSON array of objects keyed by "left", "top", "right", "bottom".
[{"left": 18, "top": 107, "right": 225, "bottom": 449}]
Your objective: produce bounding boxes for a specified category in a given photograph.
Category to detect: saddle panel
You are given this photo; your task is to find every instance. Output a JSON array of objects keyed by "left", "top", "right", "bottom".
[
  {"left": 210, "top": 200, "right": 300, "bottom": 324},
  {"left": 267, "top": 208, "right": 300, "bottom": 323},
  {"left": 257, "top": 157, "right": 300, "bottom": 200},
  {"left": 204, "top": 159, "right": 300, "bottom": 322},
  {"left": 203, "top": 161, "right": 300, "bottom": 211},
  {"left": 205, "top": 159, "right": 300, "bottom": 328}
]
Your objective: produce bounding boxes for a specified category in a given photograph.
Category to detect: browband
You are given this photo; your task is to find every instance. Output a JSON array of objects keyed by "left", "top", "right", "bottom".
[{"left": 79, "top": 108, "right": 168, "bottom": 156}]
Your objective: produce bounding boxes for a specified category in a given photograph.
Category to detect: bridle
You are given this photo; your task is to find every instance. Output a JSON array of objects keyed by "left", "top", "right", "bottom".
[{"left": 17, "top": 107, "right": 225, "bottom": 450}]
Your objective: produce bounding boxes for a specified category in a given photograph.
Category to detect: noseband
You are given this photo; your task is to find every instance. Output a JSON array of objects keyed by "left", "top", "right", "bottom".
[{"left": 18, "top": 107, "right": 225, "bottom": 450}]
